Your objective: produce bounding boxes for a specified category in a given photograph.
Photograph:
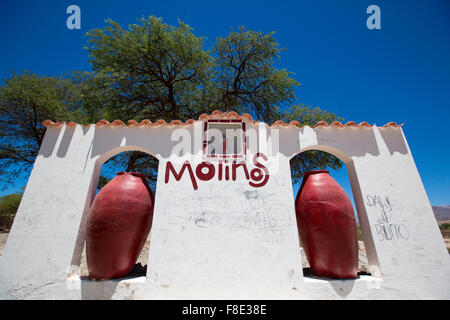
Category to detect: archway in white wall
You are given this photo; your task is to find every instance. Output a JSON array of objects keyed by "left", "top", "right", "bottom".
[
  {"left": 70, "top": 145, "right": 159, "bottom": 279},
  {"left": 289, "top": 145, "right": 382, "bottom": 278}
]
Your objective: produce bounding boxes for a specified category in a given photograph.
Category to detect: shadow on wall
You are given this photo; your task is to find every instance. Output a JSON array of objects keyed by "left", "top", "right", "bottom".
[
  {"left": 242, "top": 124, "right": 381, "bottom": 160},
  {"left": 379, "top": 128, "right": 408, "bottom": 155},
  {"left": 329, "top": 278, "right": 356, "bottom": 297},
  {"left": 313, "top": 127, "right": 380, "bottom": 159},
  {"left": 277, "top": 125, "right": 302, "bottom": 158},
  {"left": 90, "top": 125, "right": 197, "bottom": 161},
  {"left": 302, "top": 268, "right": 356, "bottom": 297},
  {"left": 39, "top": 127, "right": 63, "bottom": 158},
  {"left": 40, "top": 123, "right": 391, "bottom": 162},
  {"left": 39, "top": 125, "right": 83, "bottom": 159},
  {"left": 80, "top": 278, "right": 120, "bottom": 300},
  {"left": 56, "top": 126, "right": 76, "bottom": 158}
]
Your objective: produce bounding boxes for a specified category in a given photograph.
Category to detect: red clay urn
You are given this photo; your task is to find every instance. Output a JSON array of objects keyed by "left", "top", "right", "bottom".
[
  {"left": 86, "top": 172, "right": 154, "bottom": 279},
  {"left": 295, "top": 170, "right": 358, "bottom": 279}
]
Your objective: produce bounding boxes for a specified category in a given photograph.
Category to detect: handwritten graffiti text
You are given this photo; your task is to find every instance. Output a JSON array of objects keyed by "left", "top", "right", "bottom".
[{"left": 366, "top": 194, "right": 409, "bottom": 241}]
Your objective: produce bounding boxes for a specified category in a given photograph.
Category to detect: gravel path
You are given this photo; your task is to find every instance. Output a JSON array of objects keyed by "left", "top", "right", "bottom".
[{"left": 0, "top": 232, "right": 8, "bottom": 256}]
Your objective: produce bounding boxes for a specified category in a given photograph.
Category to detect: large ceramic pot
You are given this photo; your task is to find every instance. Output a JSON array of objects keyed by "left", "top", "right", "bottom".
[
  {"left": 295, "top": 170, "right": 358, "bottom": 279},
  {"left": 86, "top": 171, "right": 154, "bottom": 279}
]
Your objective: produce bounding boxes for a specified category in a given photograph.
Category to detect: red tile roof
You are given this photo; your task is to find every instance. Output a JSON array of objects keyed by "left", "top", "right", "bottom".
[{"left": 43, "top": 110, "right": 403, "bottom": 128}]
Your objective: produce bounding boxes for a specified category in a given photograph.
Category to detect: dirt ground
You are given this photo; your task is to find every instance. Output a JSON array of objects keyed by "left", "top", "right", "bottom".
[{"left": 0, "top": 232, "right": 8, "bottom": 256}]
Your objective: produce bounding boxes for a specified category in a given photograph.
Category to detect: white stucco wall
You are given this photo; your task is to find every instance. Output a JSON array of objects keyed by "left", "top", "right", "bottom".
[{"left": 0, "top": 114, "right": 448, "bottom": 299}]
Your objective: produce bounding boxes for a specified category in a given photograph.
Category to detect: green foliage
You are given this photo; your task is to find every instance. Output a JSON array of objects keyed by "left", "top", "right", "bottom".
[
  {"left": 85, "top": 16, "right": 214, "bottom": 122},
  {"left": 282, "top": 104, "right": 344, "bottom": 126},
  {"left": 440, "top": 223, "right": 450, "bottom": 231},
  {"left": 356, "top": 226, "right": 363, "bottom": 241},
  {"left": 0, "top": 72, "right": 85, "bottom": 186},
  {"left": 67, "top": 71, "right": 113, "bottom": 123},
  {"left": 96, "top": 175, "right": 111, "bottom": 191},
  {"left": 211, "top": 27, "right": 299, "bottom": 122},
  {"left": 0, "top": 192, "right": 22, "bottom": 215},
  {"left": 84, "top": 18, "right": 302, "bottom": 124}
]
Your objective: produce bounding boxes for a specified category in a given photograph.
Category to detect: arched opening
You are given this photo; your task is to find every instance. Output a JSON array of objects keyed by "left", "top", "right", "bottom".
[
  {"left": 70, "top": 146, "right": 159, "bottom": 280},
  {"left": 290, "top": 146, "right": 381, "bottom": 279}
]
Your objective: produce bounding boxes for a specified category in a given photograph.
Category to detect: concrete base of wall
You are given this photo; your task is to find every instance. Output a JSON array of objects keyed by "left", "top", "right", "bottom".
[{"left": 2, "top": 272, "right": 446, "bottom": 300}]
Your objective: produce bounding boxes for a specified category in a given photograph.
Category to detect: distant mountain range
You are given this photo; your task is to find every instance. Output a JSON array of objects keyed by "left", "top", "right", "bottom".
[{"left": 432, "top": 205, "right": 450, "bottom": 223}]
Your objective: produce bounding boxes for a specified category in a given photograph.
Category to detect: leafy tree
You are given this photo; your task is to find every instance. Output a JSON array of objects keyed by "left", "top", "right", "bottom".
[
  {"left": 212, "top": 27, "right": 299, "bottom": 122},
  {"left": 0, "top": 192, "right": 22, "bottom": 215},
  {"left": 0, "top": 72, "right": 84, "bottom": 187},
  {"left": 68, "top": 71, "right": 112, "bottom": 123},
  {"left": 85, "top": 16, "right": 214, "bottom": 122},
  {"left": 85, "top": 17, "right": 216, "bottom": 179}
]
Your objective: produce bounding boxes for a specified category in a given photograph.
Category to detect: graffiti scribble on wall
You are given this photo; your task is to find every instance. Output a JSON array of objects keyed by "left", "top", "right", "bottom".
[{"left": 365, "top": 194, "right": 409, "bottom": 241}]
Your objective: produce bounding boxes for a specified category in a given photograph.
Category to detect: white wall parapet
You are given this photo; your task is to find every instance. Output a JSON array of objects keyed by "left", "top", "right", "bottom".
[{"left": 0, "top": 111, "right": 448, "bottom": 299}]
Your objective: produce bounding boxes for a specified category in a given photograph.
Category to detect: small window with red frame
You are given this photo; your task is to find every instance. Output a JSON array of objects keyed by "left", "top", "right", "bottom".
[{"left": 203, "top": 120, "right": 246, "bottom": 159}]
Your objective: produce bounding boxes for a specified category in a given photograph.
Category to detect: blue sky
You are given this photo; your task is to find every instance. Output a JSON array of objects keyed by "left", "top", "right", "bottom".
[{"left": 1, "top": 0, "right": 449, "bottom": 206}]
